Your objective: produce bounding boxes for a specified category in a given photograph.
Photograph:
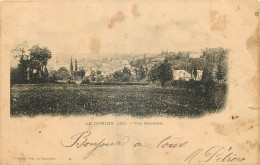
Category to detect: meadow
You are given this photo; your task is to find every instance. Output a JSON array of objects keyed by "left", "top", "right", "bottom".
[{"left": 10, "top": 84, "right": 226, "bottom": 118}]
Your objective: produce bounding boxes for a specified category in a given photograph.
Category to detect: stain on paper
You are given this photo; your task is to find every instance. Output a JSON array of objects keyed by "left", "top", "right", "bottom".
[
  {"left": 232, "top": 116, "right": 239, "bottom": 120},
  {"left": 213, "top": 118, "right": 255, "bottom": 136},
  {"left": 209, "top": 10, "right": 218, "bottom": 22},
  {"left": 246, "top": 22, "right": 260, "bottom": 66},
  {"left": 108, "top": 11, "right": 125, "bottom": 29},
  {"left": 89, "top": 35, "right": 101, "bottom": 54},
  {"left": 246, "top": 21, "right": 260, "bottom": 110},
  {"left": 132, "top": 4, "right": 141, "bottom": 17},
  {"left": 210, "top": 15, "right": 228, "bottom": 32}
]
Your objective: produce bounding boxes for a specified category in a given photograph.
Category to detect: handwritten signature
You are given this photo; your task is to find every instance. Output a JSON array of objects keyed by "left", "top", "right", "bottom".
[{"left": 184, "top": 146, "right": 245, "bottom": 163}]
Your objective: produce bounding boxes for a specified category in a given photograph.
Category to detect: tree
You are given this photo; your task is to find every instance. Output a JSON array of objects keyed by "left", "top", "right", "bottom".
[
  {"left": 112, "top": 67, "right": 132, "bottom": 82},
  {"left": 28, "top": 45, "right": 52, "bottom": 82},
  {"left": 158, "top": 58, "right": 173, "bottom": 86},
  {"left": 17, "top": 57, "right": 30, "bottom": 83},
  {"left": 149, "top": 64, "right": 159, "bottom": 83},
  {"left": 216, "top": 64, "right": 224, "bottom": 81},
  {"left": 193, "top": 66, "right": 198, "bottom": 80},
  {"left": 149, "top": 58, "right": 173, "bottom": 86},
  {"left": 42, "top": 67, "right": 49, "bottom": 79},
  {"left": 201, "top": 66, "right": 213, "bottom": 83},
  {"left": 73, "top": 69, "right": 86, "bottom": 79},
  {"left": 29, "top": 45, "right": 51, "bottom": 71},
  {"left": 11, "top": 41, "right": 29, "bottom": 60},
  {"left": 139, "top": 66, "right": 146, "bottom": 81},
  {"left": 81, "top": 77, "right": 90, "bottom": 84},
  {"left": 11, "top": 42, "right": 52, "bottom": 83},
  {"left": 203, "top": 47, "right": 227, "bottom": 64},
  {"left": 56, "top": 67, "right": 70, "bottom": 80},
  {"left": 113, "top": 70, "right": 122, "bottom": 82},
  {"left": 122, "top": 67, "right": 131, "bottom": 82},
  {"left": 135, "top": 65, "right": 146, "bottom": 82},
  {"left": 11, "top": 41, "right": 30, "bottom": 83},
  {"left": 10, "top": 67, "right": 22, "bottom": 84},
  {"left": 48, "top": 70, "right": 58, "bottom": 82},
  {"left": 79, "top": 69, "right": 85, "bottom": 79}
]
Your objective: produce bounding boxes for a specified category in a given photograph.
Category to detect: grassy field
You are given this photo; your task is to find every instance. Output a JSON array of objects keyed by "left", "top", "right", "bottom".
[{"left": 10, "top": 84, "right": 226, "bottom": 117}]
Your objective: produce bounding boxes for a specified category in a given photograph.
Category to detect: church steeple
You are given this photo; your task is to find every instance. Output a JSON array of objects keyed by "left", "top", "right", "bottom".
[
  {"left": 75, "top": 58, "right": 78, "bottom": 71},
  {"left": 70, "top": 57, "right": 73, "bottom": 74}
]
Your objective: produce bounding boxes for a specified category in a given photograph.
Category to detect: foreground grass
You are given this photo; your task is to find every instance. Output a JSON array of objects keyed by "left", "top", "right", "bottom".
[{"left": 10, "top": 84, "right": 226, "bottom": 117}]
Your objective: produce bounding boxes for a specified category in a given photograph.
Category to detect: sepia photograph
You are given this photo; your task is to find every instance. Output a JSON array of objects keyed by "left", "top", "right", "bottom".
[{"left": 10, "top": 43, "right": 228, "bottom": 117}]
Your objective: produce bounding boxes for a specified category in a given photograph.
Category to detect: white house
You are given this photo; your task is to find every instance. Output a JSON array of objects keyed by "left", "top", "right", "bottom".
[{"left": 173, "top": 70, "right": 192, "bottom": 81}]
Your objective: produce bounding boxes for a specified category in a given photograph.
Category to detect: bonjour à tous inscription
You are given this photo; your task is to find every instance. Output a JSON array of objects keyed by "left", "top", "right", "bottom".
[{"left": 61, "top": 131, "right": 245, "bottom": 163}]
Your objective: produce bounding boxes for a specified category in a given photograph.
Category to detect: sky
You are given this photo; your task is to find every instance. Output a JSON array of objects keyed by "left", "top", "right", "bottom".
[{"left": 2, "top": 0, "right": 257, "bottom": 66}]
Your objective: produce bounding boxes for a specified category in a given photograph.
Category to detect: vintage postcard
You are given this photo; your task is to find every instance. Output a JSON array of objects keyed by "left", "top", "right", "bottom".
[{"left": 0, "top": 0, "right": 259, "bottom": 164}]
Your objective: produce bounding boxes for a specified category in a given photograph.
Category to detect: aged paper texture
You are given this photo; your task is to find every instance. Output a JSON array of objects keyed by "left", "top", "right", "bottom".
[{"left": 0, "top": 0, "right": 259, "bottom": 164}]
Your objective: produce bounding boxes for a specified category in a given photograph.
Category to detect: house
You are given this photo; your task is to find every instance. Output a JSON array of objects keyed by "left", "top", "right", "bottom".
[{"left": 173, "top": 70, "right": 192, "bottom": 81}]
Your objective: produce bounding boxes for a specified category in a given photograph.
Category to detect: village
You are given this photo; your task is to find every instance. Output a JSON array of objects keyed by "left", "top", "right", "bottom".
[{"left": 48, "top": 47, "right": 226, "bottom": 85}]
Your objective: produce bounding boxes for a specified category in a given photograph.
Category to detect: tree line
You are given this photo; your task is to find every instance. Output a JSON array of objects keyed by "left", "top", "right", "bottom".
[
  {"left": 10, "top": 42, "right": 227, "bottom": 87},
  {"left": 11, "top": 42, "right": 52, "bottom": 84}
]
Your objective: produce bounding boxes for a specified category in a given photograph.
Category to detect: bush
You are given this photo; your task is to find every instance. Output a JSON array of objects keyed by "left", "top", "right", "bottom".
[
  {"left": 46, "top": 76, "right": 57, "bottom": 83},
  {"left": 205, "top": 81, "right": 227, "bottom": 109},
  {"left": 81, "top": 77, "right": 90, "bottom": 84},
  {"left": 168, "top": 79, "right": 227, "bottom": 110}
]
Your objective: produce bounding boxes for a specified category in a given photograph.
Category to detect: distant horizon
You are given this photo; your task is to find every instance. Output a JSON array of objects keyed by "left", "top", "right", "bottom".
[
  {"left": 10, "top": 46, "right": 223, "bottom": 69},
  {"left": 10, "top": 47, "right": 208, "bottom": 68}
]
